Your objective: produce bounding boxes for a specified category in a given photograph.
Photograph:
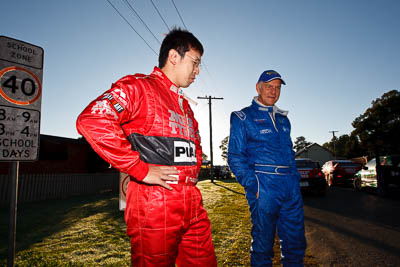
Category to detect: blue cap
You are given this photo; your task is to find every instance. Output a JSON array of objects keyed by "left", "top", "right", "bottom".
[{"left": 257, "top": 70, "right": 286, "bottom": 85}]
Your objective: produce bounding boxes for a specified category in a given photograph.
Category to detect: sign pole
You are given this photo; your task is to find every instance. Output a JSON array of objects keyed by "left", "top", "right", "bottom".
[
  {"left": 1, "top": 36, "right": 43, "bottom": 267},
  {"left": 8, "top": 161, "right": 19, "bottom": 267}
]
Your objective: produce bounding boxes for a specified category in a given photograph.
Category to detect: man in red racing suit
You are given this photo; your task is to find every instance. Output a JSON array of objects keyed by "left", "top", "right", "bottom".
[{"left": 76, "top": 28, "right": 217, "bottom": 267}]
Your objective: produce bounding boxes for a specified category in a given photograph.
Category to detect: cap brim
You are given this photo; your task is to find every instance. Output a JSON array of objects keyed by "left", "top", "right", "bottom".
[{"left": 259, "top": 77, "right": 286, "bottom": 85}]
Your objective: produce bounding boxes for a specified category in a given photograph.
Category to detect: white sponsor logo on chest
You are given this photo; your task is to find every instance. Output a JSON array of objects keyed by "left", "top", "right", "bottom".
[
  {"left": 174, "top": 141, "right": 196, "bottom": 163},
  {"left": 168, "top": 110, "right": 195, "bottom": 138},
  {"left": 260, "top": 128, "right": 273, "bottom": 134}
]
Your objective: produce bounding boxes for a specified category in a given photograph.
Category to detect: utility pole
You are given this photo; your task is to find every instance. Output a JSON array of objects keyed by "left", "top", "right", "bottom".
[
  {"left": 197, "top": 96, "right": 223, "bottom": 182},
  {"left": 329, "top": 130, "right": 339, "bottom": 159}
]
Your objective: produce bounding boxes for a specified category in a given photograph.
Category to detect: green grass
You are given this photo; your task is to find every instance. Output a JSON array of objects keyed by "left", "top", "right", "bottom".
[
  {"left": 0, "top": 179, "right": 319, "bottom": 266},
  {"left": 200, "top": 179, "right": 318, "bottom": 267},
  {"left": 0, "top": 194, "right": 130, "bottom": 266},
  {"left": 199, "top": 180, "right": 252, "bottom": 266}
]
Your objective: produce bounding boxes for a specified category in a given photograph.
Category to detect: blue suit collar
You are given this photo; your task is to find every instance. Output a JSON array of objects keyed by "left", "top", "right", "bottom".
[{"left": 251, "top": 97, "right": 288, "bottom": 117}]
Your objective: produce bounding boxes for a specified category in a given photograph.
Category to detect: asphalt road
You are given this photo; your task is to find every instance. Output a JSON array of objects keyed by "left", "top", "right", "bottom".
[{"left": 303, "top": 186, "right": 400, "bottom": 266}]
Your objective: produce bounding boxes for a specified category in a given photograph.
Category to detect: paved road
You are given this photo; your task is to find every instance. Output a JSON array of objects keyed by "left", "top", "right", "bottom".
[{"left": 303, "top": 186, "right": 400, "bottom": 266}]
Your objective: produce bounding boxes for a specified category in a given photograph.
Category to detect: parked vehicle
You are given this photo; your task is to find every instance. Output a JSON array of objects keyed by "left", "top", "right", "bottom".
[
  {"left": 295, "top": 158, "right": 327, "bottom": 196},
  {"left": 353, "top": 155, "right": 400, "bottom": 190},
  {"left": 322, "top": 160, "right": 362, "bottom": 186},
  {"left": 213, "top": 165, "right": 233, "bottom": 179}
]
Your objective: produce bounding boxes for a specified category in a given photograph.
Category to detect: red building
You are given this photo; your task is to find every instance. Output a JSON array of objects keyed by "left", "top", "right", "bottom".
[{"left": 0, "top": 134, "right": 112, "bottom": 175}]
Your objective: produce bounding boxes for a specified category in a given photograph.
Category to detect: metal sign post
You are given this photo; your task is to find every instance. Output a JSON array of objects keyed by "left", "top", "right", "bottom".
[
  {"left": 0, "top": 36, "right": 43, "bottom": 267},
  {"left": 7, "top": 161, "right": 18, "bottom": 267}
]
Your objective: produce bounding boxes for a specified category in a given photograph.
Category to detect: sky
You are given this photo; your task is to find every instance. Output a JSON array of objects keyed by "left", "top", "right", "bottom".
[{"left": 1, "top": 0, "right": 400, "bottom": 165}]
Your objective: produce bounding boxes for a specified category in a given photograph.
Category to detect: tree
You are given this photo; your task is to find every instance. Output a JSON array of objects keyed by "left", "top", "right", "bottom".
[
  {"left": 322, "top": 136, "right": 338, "bottom": 157},
  {"left": 351, "top": 90, "right": 400, "bottom": 196},
  {"left": 293, "top": 136, "right": 312, "bottom": 152},
  {"left": 219, "top": 136, "right": 229, "bottom": 163},
  {"left": 352, "top": 90, "right": 400, "bottom": 155},
  {"left": 343, "top": 133, "right": 364, "bottom": 158},
  {"left": 323, "top": 134, "right": 364, "bottom": 159},
  {"left": 322, "top": 142, "right": 331, "bottom": 152}
]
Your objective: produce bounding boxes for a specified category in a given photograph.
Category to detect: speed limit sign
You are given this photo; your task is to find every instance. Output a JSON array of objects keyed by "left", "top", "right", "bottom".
[
  {"left": 0, "top": 66, "right": 42, "bottom": 105},
  {"left": 0, "top": 36, "right": 43, "bottom": 161}
]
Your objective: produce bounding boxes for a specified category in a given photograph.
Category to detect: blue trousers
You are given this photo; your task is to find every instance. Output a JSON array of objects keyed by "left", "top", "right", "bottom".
[{"left": 246, "top": 173, "right": 306, "bottom": 267}]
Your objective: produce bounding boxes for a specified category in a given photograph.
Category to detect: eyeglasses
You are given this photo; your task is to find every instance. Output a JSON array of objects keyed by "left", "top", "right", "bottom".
[
  {"left": 185, "top": 54, "right": 202, "bottom": 69},
  {"left": 260, "top": 83, "right": 281, "bottom": 91}
]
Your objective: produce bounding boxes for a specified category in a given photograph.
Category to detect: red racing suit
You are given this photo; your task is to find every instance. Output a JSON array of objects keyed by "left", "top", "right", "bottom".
[{"left": 76, "top": 67, "right": 217, "bottom": 267}]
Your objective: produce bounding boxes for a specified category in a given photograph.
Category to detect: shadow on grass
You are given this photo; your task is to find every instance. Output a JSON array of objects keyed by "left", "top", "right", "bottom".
[
  {"left": 212, "top": 180, "right": 245, "bottom": 196},
  {"left": 212, "top": 178, "right": 239, "bottom": 183},
  {"left": 0, "top": 192, "right": 123, "bottom": 261}
]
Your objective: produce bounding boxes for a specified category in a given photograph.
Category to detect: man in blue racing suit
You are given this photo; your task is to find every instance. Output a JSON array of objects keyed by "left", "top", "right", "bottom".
[{"left": 228, "top": 70, "right": 306, "bottom": 267}]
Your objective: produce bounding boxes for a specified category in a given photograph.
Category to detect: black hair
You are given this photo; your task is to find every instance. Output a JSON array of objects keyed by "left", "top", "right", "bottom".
[{"left": 158, "top": 27, "right": 204, "bottom": 68}]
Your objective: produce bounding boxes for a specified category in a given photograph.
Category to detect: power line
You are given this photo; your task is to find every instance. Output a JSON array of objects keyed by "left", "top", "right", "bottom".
[
  {"left": 171, "top": 0, "right": 188, "bottom": 29},
  {"left": 149, "top": 0, "right": 170, "bottom": 31},
  {"left": 168, "top": 1, "right": 214, "bottom": 95},
  {"left": 198, "top": 62, "right": 220, "bottom": 95},
  {"left": 168, "top": 0, "right": 215, "bottom": 92},
  {"left": 106, "top": 0, "right": 158, "bottom": 56},
  {"left": 123, "top": 0, "right": 161, "bottom": 44},
  {"left": 107, "top": 0, "right": 213, "bottom": 97},
  {"left": 150, "top": 0, "right": 213, "bottom": 96}
]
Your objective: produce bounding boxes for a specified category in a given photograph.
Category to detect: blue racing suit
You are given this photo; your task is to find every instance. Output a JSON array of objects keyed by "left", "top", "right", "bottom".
[{"left": 228, "top": 98, "right": 306, "bottom": 267}]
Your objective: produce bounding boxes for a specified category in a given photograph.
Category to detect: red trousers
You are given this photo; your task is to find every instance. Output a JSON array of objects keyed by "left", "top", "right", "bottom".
[{"left": 125, "top": 182, "right": 217, "bottom": 267}]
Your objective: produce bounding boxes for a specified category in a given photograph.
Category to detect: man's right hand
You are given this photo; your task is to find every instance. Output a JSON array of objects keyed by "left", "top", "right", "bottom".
[{"left": 142, "top": 165, "right": 180, "bottom": 190}]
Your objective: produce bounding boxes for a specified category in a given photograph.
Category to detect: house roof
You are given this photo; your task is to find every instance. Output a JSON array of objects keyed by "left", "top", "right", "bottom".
[{"left": 295, "top": 142, "right": 333, "bottom": 156}]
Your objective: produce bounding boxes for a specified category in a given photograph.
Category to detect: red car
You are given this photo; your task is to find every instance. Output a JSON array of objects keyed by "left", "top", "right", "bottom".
[
  {"left": 322, "top": 160, "right": 362, "bottom": 186},
  {"left": 295, "top": 158, "right": 327, "bottom": 196}
]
